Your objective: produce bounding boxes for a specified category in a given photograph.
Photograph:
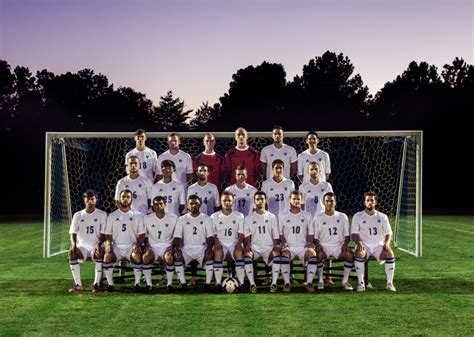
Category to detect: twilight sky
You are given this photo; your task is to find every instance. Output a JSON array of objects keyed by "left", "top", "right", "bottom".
[{"left": 1, "top": 0, "right": 472, "bottom": 112}]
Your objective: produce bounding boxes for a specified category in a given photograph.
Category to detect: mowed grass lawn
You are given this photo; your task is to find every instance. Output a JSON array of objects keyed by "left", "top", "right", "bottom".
[{"left": 0, "top": 216, "right": 473, "bottom": 336}]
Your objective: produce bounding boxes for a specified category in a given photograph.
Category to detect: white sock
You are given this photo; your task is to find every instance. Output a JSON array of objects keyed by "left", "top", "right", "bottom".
[
  {"left": 205, "top": 260, "right": 214, "bottom": 284},
  {"left": 165, "top": 265, "right": 175, "bottom": 286},
  {"left": 175, "top": 262, "right": 186, "bottom": 284},
  {"left": 343, "top": 262, "right": 353, "bottom": 284},
  {"left": 244, "top": 257, "right": 255, "bottom": 286},
  {"left": 306, "top": 256, "right": 317, "bottom": 285},
  {"left": 69, "top": 259, "right": 81, "bottom": 286},
  {"left": 235, "top": 259, "right": 245, "bottom": 286},
  {"left": 317, "top": 262, "right": 324, "bottom": 283},
  {"left": 271, "top": 257, "right": 281, "bottom": 286},
  {"left": 280, "top": 256, "right": 291, "bottom": 285},
  {"left": 133, "top": 264, "right": 142, "bottom": 285},
  {"left": 213, "top": 260, "right": 224, "bottom": 285},
  {"left": 354, "top": 258, "right": 366, "bottom": 286},
  {"left": 385, "top": 258, "right": 395, "bottom": 284},
  {"left": 103, "top": 263, "right": 114, "bottom": 286},
  {"left": 93, "top": 260, "right": 102, "bottom": 285},
  {"left": 142, "top": 264, "right": 153, "bottom": 286}
]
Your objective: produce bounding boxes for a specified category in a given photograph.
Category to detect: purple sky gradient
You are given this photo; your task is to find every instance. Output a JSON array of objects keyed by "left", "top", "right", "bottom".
[{"left": 1, "top": 0, "right": 472, "bottom": 112}]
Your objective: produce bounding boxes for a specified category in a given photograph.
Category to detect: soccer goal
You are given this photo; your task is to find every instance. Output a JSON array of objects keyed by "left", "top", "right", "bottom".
[{"left": 44, "top": 131, "right": 422, "bottom": 258}]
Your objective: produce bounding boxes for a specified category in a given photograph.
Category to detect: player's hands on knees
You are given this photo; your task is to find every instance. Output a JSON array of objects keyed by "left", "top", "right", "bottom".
[
  {"left": 355, "top": 244, "right": 366, "bottom": 258},
  {"left": 243, "top": 245, "right": 252, "bottom": 255},
  {"left": 214, "top": 240, "right": 222, "bottom": 251}
]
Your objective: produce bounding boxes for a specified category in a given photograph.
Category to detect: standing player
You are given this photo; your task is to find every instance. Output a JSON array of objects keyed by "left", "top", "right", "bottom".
[
  {"left": 115, "top": 156, "right": 152, "bottom": 215},
  {"left": 149, "top": 160, "right": 186, "bottom": 216},
  {"left": 260, "top": 126, "right": 297, "bottom": 180},
  {"left": 211, "top": 191, "right": 245, "bottom": 291},
  {"left": 313, "top": 192, "right": 354, "bottom": 291},
  {"left": 173, "top": 195, "right": 215, "bottom": 291},
  {"left": 243, "top": 191, "right": 280, "bottom": 293},
  {"left": 300, "top": 162, "right": 334, "bottom": 218},
  {"left": 125, "top": 128, "right": 158, "bottom": 182},
  {"left": 224, "top": 127, "right": 260, "bottom": 187},
  {"left": 225, "top": 165, "right": 258, "bottom": 216},
  {"left": 297, "top": 131, "right": 331, "bottom": 183},
  {"left": 278, "top": 190, "right": 317, "bottom": 293},
  {"left": 142, "top": 196, "right": 178, "bottom": 292},
  {"left": 68, "top": 189, "right": 107, "bottom": 293},
  {"left": 187, "top": 164, "right": 220, "bottom": 215},
  {"left": 102, "top": 189, "right": 146, "bottom": 292},
  {"left": 193, "top": 132, "right": 225, "bottom": 191},
  {"left": 261, "top": 159, "right": 295, "bottom": 216},
  {"left": 155, "top": 132, "right": 193, "bottom": 186},
  {"left": 351, "top": 192, "right": 396, "bottom": 292}
]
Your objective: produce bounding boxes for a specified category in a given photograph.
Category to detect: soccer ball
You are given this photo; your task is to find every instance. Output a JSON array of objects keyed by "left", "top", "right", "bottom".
[{"left": 222, "top": 277, "right": 239, "bottom": 294}]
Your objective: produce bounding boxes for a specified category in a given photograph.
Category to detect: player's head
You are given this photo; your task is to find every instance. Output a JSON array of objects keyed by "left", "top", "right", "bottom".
[
  {"left": 235, "top": 127, "right": 248, "bottom": 147},
  {"left": 254, "top": 191, "right": 267, "bottom": 209},
  {"left": 220, "top": 190, "right": 234, "bottom": 210},
  {"left": 271, "top": 159, "right": 284, "bottom": 177},
  {"left": 167, "top": 132, "right": 180, "bottom": 150},
  {"left": 83, "top": 189, "right": 98, "bottom": 210},
  {"left": 203, "top": 132, "right": 216, "bottom": 151},
  {"left": 289, "top": 190, "right": 303, "bottom": 209},
  {"left": 196, "top": 164, "right": 209, "bottom": 182},
  {"left": 119, "top": 189, "right": 133, "bottom": 209},
  {"left": 363, "top": 191, "right": 378, "bottom": 211},
  {"left": 127, "top": 155, "right": 140, "bottom": 174},
  {"left": 307, "top": 161, "right": 320, "bottom": 180},
  {"left": 187, "top": 194, "right": 202, "bottom": 215},
  {"left": 305, "top": 131, "right": 319, "bottom": 147},
  {"left": 272, "top": 125, "right": 284, "bottom": 144},
  {"left": 161, "top": 159, "right": 176, "bottom": 178},
  {"left": 323, "top": 192, "right": 336, "bottom": 212},
  {"left": 152, "top": 195, "right": 166, "bottom": 213},
  {"left": 235, "top": 165, "right": 247, "bottom": 183},
  {"left": 134, "top": 129, "right": 147, "bottom": 147}
]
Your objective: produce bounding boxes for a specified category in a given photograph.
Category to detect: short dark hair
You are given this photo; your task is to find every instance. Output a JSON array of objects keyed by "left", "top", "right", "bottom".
[
  {"left": 134, "top": 128, "right": 146, "bottom": 136},
  {"left": 161, "top": 159, "right": 176, "bottom": 169},
  {"left": 221, "top": 190, "right": 234, "bottom": 199},
  {"left": 188, "top": 194, "right": 202, "bottom": 204},
  {"left": 273, "top": 125, "right": 283, "bottom": 131},
  {"left": 323, "top": 191, "right": 336, "bottom": 201},
  {"left": 305, "top": 131, "right": 319, "bottom": 140},
  {"left": 290, "top": 190, "right": 302, "bottom": 198},
  {"left": 254, "top": 191, "right": 266, "bottom": 199},
  {"left": 120, "top": 189, "right": 133, "bottom": 197},
  {"left": 153, "top": 195, "right": 167, "bottom": 204},
  {"left": 271, "top": 159, "right": 285, "bottom": 168},
  {"left": 83, "top": 189, "right": 98, "bottom": 198},
  {"left": 236, "top": 164, "right": 247, "bottom": 171},
  {"left": 364, "top": 191, "right": 377, "bottom": 199}
]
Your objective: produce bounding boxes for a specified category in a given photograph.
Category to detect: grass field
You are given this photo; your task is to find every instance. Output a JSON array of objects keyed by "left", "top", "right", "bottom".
[{"left": 1, "top": 216, "right": 473, "bottom": 336}]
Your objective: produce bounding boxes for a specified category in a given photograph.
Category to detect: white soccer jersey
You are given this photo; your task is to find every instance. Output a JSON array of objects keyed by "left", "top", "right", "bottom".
[
  {"left": 144, "top": 212, "right": 178, "bottom": 245},
  {"left": 155, "top": 150, "right": 193, "bottom": 187},
  {"left": 149, "top": 180, "right": 186, "bottom": 216},
  {"left": 105, "top": 209, "right": 145, "bottom": 246},
  {"left": 297, "top": 149, "right": 331, "bottom": 182},
  {"left": 260, "top": 143, "right": 297, "bottom": 179},
  {"left": 278, "top": 210, "right": 313, "bottom": 247},
  {"left": 125, "top": 147, "right": 158, "bottom": 182},
  {"left": 69, "top": 208, "right": 107, "bottom": 247},
  {"left": 187, "top": 182, "right": 220, "bottom": 215},
  {"left": 351, "top": 210, "right": 393, "bottom": 245},
  {"left": 244, "top": 211, "right": 279, "bottom": 246},
  {"left": 174, "top": 213, "right": 214, "bottom": 246},
  {"left": 115, "top": 175, "right": 152, "bottom": 215},
  {"left": 225, "top": 183, "right": 257, "bottom": 216},
  {"left": 211, "top": 210, "right": 245, "bottom": 245},
  {"left": 300, "top": 181, "right": 333, "bottom": 217},
  {"left": 261, "top": 177, "right": 295, "bottom": 216},
  {"left": 313, "top": 211, "right": 350, "bottom": 245}
]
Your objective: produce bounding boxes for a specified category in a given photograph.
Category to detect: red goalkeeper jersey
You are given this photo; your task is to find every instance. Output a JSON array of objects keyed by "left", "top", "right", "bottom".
[
  {"left": 224, "top": 147, "right": 261, "bottom": 187},
  {"left": 193, "top": 152, "right": 225, "bottom": 191}
]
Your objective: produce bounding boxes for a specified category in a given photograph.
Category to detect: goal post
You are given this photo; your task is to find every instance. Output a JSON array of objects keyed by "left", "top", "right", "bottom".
[{"left": 44, "top": 130, "right": 422, "bottom": 257}]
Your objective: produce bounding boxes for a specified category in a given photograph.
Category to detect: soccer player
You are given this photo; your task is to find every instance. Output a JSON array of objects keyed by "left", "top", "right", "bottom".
[
  {"left": 261, "top": 159, "right": 295, "bottom": 216},
  {"left": 351, "top": 191, "right": 396, "bottom": 292},
  {"left": 211, "top": 191, "right": 245, "bottom": 291},
  {"left": 313, "top": 192, "right": 354, "bottom": 291},
  {"left": 297, "top": 131, "right": 331, "bottom": 183},
  {"left": 68, "top": 189, "right": 107, "bottom": 293},
  {"left": 278, "top": 190, "right": 317, "bottom": 293},
  {"left": 142, "top": 196, "right": 178, "bottom": 292},
  {"left": 224, "top": 127, "right": 260, "bottom": 187},
  {"left": 149, "top": 160, "right": 186, "bottom": 216},
  {"left": 125, "top": 128, "right": 158, "bottom": 182},
  {"left": 187, "top": 164, "right": 220, "bottom": 215},
  {"left": 243, "top": 191, "right": 280, "bottom": 293},
  {"left": 155, "top": 132, "right": 193, "bottom": 186},
  {"left": 115, "top": 155, "right": 152, "bottom": 215},
  {"left": 300, "top": 161, "right": 334, "bottom": 218},
  {"left": 260, "top": 126, "right": 297, "bottom": 180},
  {"left": 193, "top": 132, "right": 225, "bottom": 191},
  {"left": 224, "top": 165, "right": 258, "bottom": 216},
  {"left": 173, "top": 194, "right": 215, "bottom": 291},
  {"left": 102, "top": 189, "right": 146, "bottom": 292}
]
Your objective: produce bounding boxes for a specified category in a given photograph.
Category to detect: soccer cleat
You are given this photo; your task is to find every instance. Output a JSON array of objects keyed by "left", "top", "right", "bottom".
[
  {"left": 180, "top": 283, "right": 188, "bottom": 292},
  {"left": 324, "top": 276, "right": 335, "bottom": 285},
  {"left": 68, "top": 284, "right": 83, "bottom": 293},
  {"left": 269, "top": 284, "right": 278, "bottom": 293},
  {"left": 342, "top": 282, "right": 354, "bottom": 291},
  {"left": 204, "top": 284, "right": 212, "bottom": 293},
  {"left": 386, "top": 283, "right": 397, "bottom": 292},
  {"left": 134, "top": 283, "right": 142, "bottom": 293},
  {"left": 91, "top": 283, "right": 100, "bottom": 293},
  {"left": 282, "top": 283, "right": 291, "bottom": 293},
  {"left": 188, "top": 277, "right": 198, "bottom": 287},
  {"left": 305, "top": 283, "right": 316, "bottom": 293},
  {"left": 146, "top": 286, "right": 152, "bottom": 293},
  {"left": 167, "top": 285, "right": 174, "bottom": 293},
  {"left": 106, "top": 285, "right": 115, "bottom": 292},
  {"left": 357, "top": 283, "right": 366, "bottom": 292},
  {"left": 317, "top": 282, "right": 325, "bottom": 290},
  {"left": 215, "top": 284, "right": 223, "bottom": 294},
  {"left": 250, "top": 284, "right": 257, "bottom": 294}
]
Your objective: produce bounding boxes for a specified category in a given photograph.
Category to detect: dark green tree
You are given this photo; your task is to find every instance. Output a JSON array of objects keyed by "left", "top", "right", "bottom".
[
  {"left": 189, "top": 101, "right": 221, "bottom": 130},
  {"left": 151, "top": 90, "right": 192, "bottom": 131}
]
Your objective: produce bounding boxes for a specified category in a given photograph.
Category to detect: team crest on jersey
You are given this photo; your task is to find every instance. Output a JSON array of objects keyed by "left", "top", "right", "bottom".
[
  {"left": 265, "top": 220, "right": 268, "bottom": 223},
  {"left": 139, "top": 184, "right": 142, "bottom": 188},
  {"left": 323, "top": 222, "right": 327, "bottom": 225},
  {"left": 270, "top": 154, "right": 274, "bottom": 157},
  {"left": 319, "top": 158, "right": 322, "bottom": 161},
  {"left": 159, "top": 189, "right": 163, "bottom": 192},
  {"left": 337, "top": 220, "right": 340, "bottom": 223},
  {"left": 165, "top": 223, "right": 169, "bottom": 227},
  {"left": 247, "top": 193, "right": 250, "bottom": 197},
  {"left": 125, "top": 185, "right": 129, "bottom": 188},
  {"left": 321, "top": 189, "right": 325, "bottom": 192},
  {"left": 179, "top": 159, "right": 182, "bottom": 162},
  {"left": 253, "top": 221, "right": 257, "bottom": 224},
  {"left": 130, "top": 217, "right": 133, "bottom": 221},
  {"left": 172, "top": 187, "right": 176, "bottom": 191},
  {"left": 232, "top": 220, "right": 236, "bottom": 224},
  {"left": 208, "top": 191, "right": 212, "bottom": 194},
  {"left": 363, "top": 220, "right": 367, "bottom": 223},
  {"left": 152, "top": 224, "right": 155, "bottom": 228},
  {"left": 284, "top": 152, "right": 287, "bottom": 156},
  {"left": 284, "top": 187, "right": 287, "bottom": 191},
  {"left": 219, "top": 221, "right": 223, "bottom": 224},
  {"left": 115, "top": 218, "right": 120, "bottom": 221},
  {"left": 80, "top": 219, "right": 84, "bottom": 222},
  {"left": 306, "top": 159, "right": 309, "bottom": 162},
  {"left": 146, "top": 155, "right": 149, "bottom": 159},
  {"left": 301, "top": 218, "right": 305, "bottom": 222},
  {"left": 270, "top": 188, "right": 274, "bottom": 191},
  {"left": 378, "top": 219, "right": 381, "bottom": 223},
  {"left": 94, "top": 218, "right": 98, "bottom": 222},
  {"left": 186, "top": 222, "right": 190, "bottom": 225},
  {"left": 200, "top": 221, "right": 203, "bottom": 224},
  {"left": 287, "top": 219, "right": 291, "bottom": 223}
]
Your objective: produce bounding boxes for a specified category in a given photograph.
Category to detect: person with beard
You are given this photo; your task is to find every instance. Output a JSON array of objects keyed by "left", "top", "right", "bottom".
[{"left": 187, "top": 164, "right": 220, "bottom": 216}]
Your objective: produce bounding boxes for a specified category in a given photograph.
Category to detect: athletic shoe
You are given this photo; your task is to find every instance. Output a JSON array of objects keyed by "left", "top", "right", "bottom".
[
  {"left": 250, "top": 284, "right": 257, "bottom": 294},
  {"left": 305, "top": 283, "right": 316, "bottom": 293},
  {"left": 68, "top": 284, "right": 83, "bottom": 293},
  {"left": 342, "top": 282, "right": 354, "bottom": 291},
  {"left": 167, "top": 285, "right": 174, "bottom": 293},
  {"left": 106, "top": 285, "right": 115, "bottom": 292},
  {"left": 145, "top": 285, "right": 152, "bottom": 294},
  {"left": 317, "top": 282, "right": 325, "bottom": 290},
  {"left": 180, "top": 283, "right": 188, "bottom": 292},
  {"left": 91, "top": 283, "right": 100, "bottom": 293},
  {"left": 134, "top": 283, "right": 141, "bottom": 293},
  {"left": 324, "top": 276, "right": 335, "bottom": 285},
  {"left": 269, "top": 284, "right": 278, "bottom": 293},
  {"left": 282, "top": 283, "right": 291, "bottom": 293},
  {"left": 215, "top": 284, "right": 223, "bottom": 293},
  {"left": 386, "top": 283, "right": 397, "bottom": 292},
  {"left": 204, "top": 283, "right": 212, "bottom": 293},
  {"left": 357, "top": 283, "right": 366, "bottom": 292}
]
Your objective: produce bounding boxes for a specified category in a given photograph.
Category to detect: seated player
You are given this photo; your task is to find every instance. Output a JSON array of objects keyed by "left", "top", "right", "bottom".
[
  {"left": 142, "top": 196, "right": 178, "bottom": 292},
  {"left": 278, "top": 190, "right": 317, "bottom": 293},
  {"left": 261, "top": 159, "right": 295, "bottom": 216},
  {"left": 187, "top": 164, "right": 220, "bottom": 215},
  {"left": 102, "top": 189, "right": 146, "bottom": 292},
  {"left": 312, "top": 192, "right": 354, "bottom": 291},
  {"left": 172, "top": 194, "right": 215, "bottom": 291},
  {"left": 243, "top": 191, "right": 280, "bottom": 293},
  {"left": 224, "top": 165, "right": 258, "bottom": 216},
  {"left": 68, "top": 189, "right": 107, "bottom": 293},
  {"left": 211, "top": 191, "right": 245, "bottom": 291},
  {"left": 351, "top": 191, "right": 396, "bottom": 292},
  {"left": 149, "top": 159, "right": 186, "bottom": 216}
]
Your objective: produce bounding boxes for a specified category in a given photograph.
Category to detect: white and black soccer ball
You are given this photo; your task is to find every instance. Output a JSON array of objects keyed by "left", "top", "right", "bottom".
[{"left": 222, "top": 277, "right": 239, "bottom": 294}]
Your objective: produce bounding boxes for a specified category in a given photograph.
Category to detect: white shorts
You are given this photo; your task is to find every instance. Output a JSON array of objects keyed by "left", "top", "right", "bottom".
[
  {"left": 77, "top": 243, "right": 97, "bottom": 262},
  {"left": 365, "top": 243, "right": 385, "bottom": 263},
  {"left": 321, "top": 243, "right": 343, "bottom": 259},
  {"left": 251, "top": 245, "right": 274, "bottom": 265},
  {"left": 221, "top": 242, "right": 237, "bottom": 260},
  {"left": 151, "top": 243, "right": 173, "bottom": 261},
  {"left": 182, "top": 244, "right": 206, "bottom": 267},
  {"left": 288, "top": 245, "right": 307, "bottom": 262},
  {"left": 113, "top": 244, "right": 133, "bottom": 261}
]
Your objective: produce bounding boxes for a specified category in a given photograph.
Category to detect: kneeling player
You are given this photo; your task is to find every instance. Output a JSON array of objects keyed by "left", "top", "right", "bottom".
[
  {"left": 142, "top": 196, "right": 178, "bottom": 292},
  {"left": 313, "top": 192, "right": 354, "bottom": 290},
  {"left": 173, "top": 194, "right": 215, "bottom": 291},
  {"left": 351, "top": 192, "right": 396, "bottom": 292},
  {"left": 68, "top": 189, "right": 107, "bottom": 293},
  {"left": 211, "top": 191, "right": 245, "bottom": 291},
  {"left": 279, "top": 190, "right": 317, "bottom": 293},
  {"left": 243, "top": 191, "right": 280, "bottom": 293},
  {"left": 103, "top": 189, "right": 146, "bottom": 292}
]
